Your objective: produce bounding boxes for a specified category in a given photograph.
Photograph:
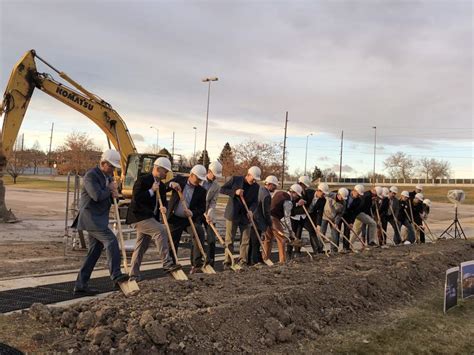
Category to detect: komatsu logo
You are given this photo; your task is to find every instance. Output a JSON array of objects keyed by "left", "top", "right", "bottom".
[{"left": 56, "top": 87, "right": 94, "bottom": 111}]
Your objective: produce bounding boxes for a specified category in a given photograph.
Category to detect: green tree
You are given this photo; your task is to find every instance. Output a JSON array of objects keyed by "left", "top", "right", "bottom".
[
  {"left": 218, "top": 143, "right": 235, "bottom": 179},
  {"left": 312, "top": 165, "right": 323, "bottom": 181},
  {"left": 197, "top": 150, "right": 210, "bottom": 168}
]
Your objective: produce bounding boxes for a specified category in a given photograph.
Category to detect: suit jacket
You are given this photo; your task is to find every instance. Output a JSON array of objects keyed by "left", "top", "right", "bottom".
[
  {"left": 254, "top": 186, "right": 272, "bottom": 231},
  {"left": 308, "top": 196, "right": 326, "bottom": 226},
  {"left": 292, "top": 188, "right": 315, "bottom": 216},
  {"left": 203, "top": 178, "right": 221, "bottom": 221},
  {"left": 342, "top": 194, "right": 361, "bottom": 223},
  {"left": 125, "top": 173, "right": 167, "bottom": 225},
  {"left": 73, "top": 166, "right": 112, "bottom": 231},
  {"left": 220, "top": 176, "right": 259, "bottom": 224},
  {"left": 166, "top": 175, "right": 206, "bottom": 223},
  {"left": 358, "top": 191, "right": 374, "bottom": 215}
]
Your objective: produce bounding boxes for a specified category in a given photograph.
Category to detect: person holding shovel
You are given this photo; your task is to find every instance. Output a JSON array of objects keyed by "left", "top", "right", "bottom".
[
  {"left": 220, "top": 166, "right": 261, "bottom": 268},
  {"left": 126, "top": 157, "right": 179, "bottom": 281},
  {"left": 321, "top": 187, "right": 348, "bottom": 253},
  {"left": 305, "top": 183, "right": 329, "bottom": 254},
  {"left": 398, "top": 191, "right": 416, "bottom": 244},
  {"left": 72, "top": 149, "right": 129, "bottom": 295},
  {"left": 166, "top": 165, "right": 208, "bottom": 274},
  {"left": 386, "top": 186, "right": 401, "bottom": 244}
]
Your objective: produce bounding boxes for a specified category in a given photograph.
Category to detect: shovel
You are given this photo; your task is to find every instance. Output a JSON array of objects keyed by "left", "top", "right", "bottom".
[
  {"left": 389, "top": 204, "right": 403, "bottom": 244},
  {"left": 177, "top": 190, "right": 216, "bottom": 274},
  {"left": 422, "top": 220, "right": 437, "bottom": 243},
  {"left": 273, "top": 228, "right": 313, "bottom": 260},
  {"left": 301, "top": 205, "right": 334, "bottom": 257},
  {"left": 323, "top": 214, "right": 358, "bottom": 253},
  {"left": 156, "top": 190, "right": 188, "bottom": 281},
  {"left": 208, "top": 221, "right": 242, "bottom": 271},
  {"left": 375, "top": 204, "right": 393, "bottom": 246},
  {"left": 112, "top": 198, "right": 140, "bottom": 296},
  {"left": 341, "top": 217, "right": 369, "bottom": 250},
  {"left": 239, "top": 195, "right": 274, "bottom": 266}
]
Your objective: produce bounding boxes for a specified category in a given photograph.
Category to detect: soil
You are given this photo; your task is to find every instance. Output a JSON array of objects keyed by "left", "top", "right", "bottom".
[{"left": 2, "top": 240, "right": 473, "bottom": 353}]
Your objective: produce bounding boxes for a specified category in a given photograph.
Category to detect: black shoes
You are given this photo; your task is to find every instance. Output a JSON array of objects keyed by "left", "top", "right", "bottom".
[
  {"left": 113, "top": 273, "right": 130, "bottom": 285},
  {"left": 73, "top": 286, "right": 100, "bottom": 296},
  {"left": 164, "top": 264, "right": 182, "bottom": 273}
]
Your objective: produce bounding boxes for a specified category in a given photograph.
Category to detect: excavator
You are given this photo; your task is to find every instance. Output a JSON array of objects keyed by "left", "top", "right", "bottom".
[{"left": 0, "top": 49, "right": 169, "bottom": 219}]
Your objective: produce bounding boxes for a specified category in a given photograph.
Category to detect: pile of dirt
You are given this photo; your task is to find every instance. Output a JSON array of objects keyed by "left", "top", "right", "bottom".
[{"left": 24, "top": 240, "right": 473, "bottom": 353}]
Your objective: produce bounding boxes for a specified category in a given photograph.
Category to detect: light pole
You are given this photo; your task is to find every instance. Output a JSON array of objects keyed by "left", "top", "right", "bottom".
[
  {"left": 150, "top": 126, "right": 159, "bottom": 152},
  {"left": 304, "top": 132, "right": 313, "bottom": 175},
  {"left": 372, "top": 126, "right": 377, "bottom": 185},
  {"left": 202, "top": 76, "right": 218, "bottom": 167},
  {"left": 193, "top": 127, "right": 197, "bottom": 162}
]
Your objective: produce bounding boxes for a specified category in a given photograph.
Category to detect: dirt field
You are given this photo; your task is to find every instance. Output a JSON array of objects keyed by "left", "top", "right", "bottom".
[{"left": 1, "top": 240, "right": 473, "bottom": 353}]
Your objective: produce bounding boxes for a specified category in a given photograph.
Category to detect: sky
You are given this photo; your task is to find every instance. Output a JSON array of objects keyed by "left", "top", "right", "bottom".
[{"left": 1, "top": 0, "right": 473, "bottom": 177}]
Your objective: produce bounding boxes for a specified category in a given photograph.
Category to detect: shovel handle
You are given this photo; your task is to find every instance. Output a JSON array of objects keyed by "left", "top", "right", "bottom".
[
  {"left": 177, "top": 190, "right": 208, "bottom": 263},
  {"left": 323, "top": 214, "right": 356, "bottom": 251},
  {"left": 239, "top": 195, "right": 270, "bottom": 260},
  {"left": 341, "top": 217, "right": 367, "bottom": 247},
  {"left": 113, "top": 198, "right": 129, "bottom": 273},
  {"left": 302, "top": 205, "right": 339, "bottom": 250},
  {"left": 156, "top": 186, "right": 181, "bottom": 264},
  {"left": 389, "top": 204, "right": 402, "bottom": 236},
  {"left": 208, "top": 221, "right": 238, "bottom": 264}
]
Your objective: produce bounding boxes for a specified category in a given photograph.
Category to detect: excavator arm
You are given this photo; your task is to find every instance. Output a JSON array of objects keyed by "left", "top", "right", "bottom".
[{"left": 1, "top": 49, "right": 137, "bottom": 172}]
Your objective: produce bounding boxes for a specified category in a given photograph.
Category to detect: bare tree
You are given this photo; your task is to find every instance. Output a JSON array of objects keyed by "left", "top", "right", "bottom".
[
  {"left": 53, "top": 132, "right": 101, "bottom": 175},
  {"left": 429, "top": 159, "right": 451, "bottom": 179},
  {"left": 419, "top": 158, "right": 432, "bottom": 180},
  {"left": 383, "top": 152, "right": 415, "bottom": 179},
  {"left": 233, "top": 140, "right": 284, "bottom": 178}
]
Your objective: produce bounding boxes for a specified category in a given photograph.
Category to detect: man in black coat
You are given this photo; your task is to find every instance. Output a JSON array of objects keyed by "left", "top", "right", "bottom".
[
  {"left": 341, "top": 185, "right": 364, "bottom": 246},
  {"left": 167, "top": 165, "right": 207, "bottom": 273},
  {"left": 220, "top": 166, "right": 261, "bottom": 267},
  {"left": 305, "top": 182, "right": 329, "bottom": 254},
  {"left": 127, "top": 157, "right": 177, "bottom": 281}
]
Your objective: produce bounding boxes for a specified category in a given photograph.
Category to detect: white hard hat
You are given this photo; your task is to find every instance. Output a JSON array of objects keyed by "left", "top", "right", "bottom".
[
  {"left": 317, "top": 182, "right": 329, "bottom": 194},
  {"left": 401, "top": 191, "right": 410, "bottom": 198},
  {"left": 289, "top": 184, "right": 303, "bottom": 197},
  {"left": 389, "top": 186, "right": 398, "bottom": 194},
  {"left": 265, "top": 175, "right": 279, "bottom": 186},
  {"left": 208, "top": 161, "right": 223, "bottom": 178},
  {"left": 101, "top": 149, "right": 121, "bottom": 168},
  {"left": 382, "top": 187, "right": 390, "bottom": 198},
  {"left": 354, "top": 184, "right": 365, "bottom": 195},
  {"left": 247, "top": 166, "right": 261, "bottom": 181},
  {"left": 415, "top": 193, "right": 424, "bottom": 201},
  {"left": 298, "top": 176, "right": 311, "bottom": 187},
  {"left": 423, "top": 199, "right": 432, "bottom": 207},
  {"left": 154, "top": 157, "right": 172, "bottom": 171},
  {"left": 375, "top": 186, "right": 383, "bottom": 198},
  {"left": 338, "top": 187, "right": 349, "bottom": 200},
  {"left": 190, "top": 164, "right": 207, "bottom": 181},
  {"left": 415, "top": 184, "right": 423, "bottom": 191}
]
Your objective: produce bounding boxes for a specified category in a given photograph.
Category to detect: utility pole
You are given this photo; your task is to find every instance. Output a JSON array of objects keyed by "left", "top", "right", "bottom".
[
  {"left": 202, "top": 77, "right": 218, "bottom": 167},
  {"left": 48, "top": 122, "right": 54, "bottom": 175},
  {"left": 172, "top": 131, "right": 175, "bottom": 157},
  {"left": 281, "top": 111, "right": 288, "bottom": 189},
  {"left": 372, "top": 126, "right": 377, "bottom": 186},
  {"left": 339, "top": 130, "right": 343, "bottom": 181},
  {"left": 304, "top": 132, "right": 313, "bottom": 176}
]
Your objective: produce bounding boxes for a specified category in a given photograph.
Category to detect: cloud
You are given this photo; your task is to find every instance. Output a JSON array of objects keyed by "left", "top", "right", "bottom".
[
  {"left": 131, "top": 133, "right": 145, "bottom": 142},
  {"left": 319, "top": 156, "right": 329, "bottom": 161},
  {"left": 331, "top": 164, "right": 354, "bottom": 173}
]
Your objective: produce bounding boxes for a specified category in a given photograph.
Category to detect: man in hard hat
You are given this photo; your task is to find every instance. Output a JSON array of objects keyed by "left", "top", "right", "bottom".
[
  {"left": 287, "top": 176, "right": 315, "bottom": 259},
  {"left": 202, "top": 161, "right": 223, "bottom": 267},
  {"left": 398, "top": 191, "right": 415, "bottom": 244},
  {"left": 266, "top": 184, "right": 304, "bottom": 263},
  {"left": 386, "top": 186, "right": 401, "bottom": 244},
  {"left": 321, "top": 187, "right": 348, "bottom": 253},
  {"left": 409, "top": 184, "right": 423, "bottom": 200},
  {"left": 220, "top": 166, "right": 261, "bottom": 267},
  {"left": 250, "top": 175, "right": 278, "bottom": 265},
  {"left": 126, "top": 157, "right": 178, "bottom": 281},
  {"left": 375, "top": 187, "right": 390, "bottom": 245},
  {"left": 412, "top": 193, "right": 425, "bottom": 243},
  {"left": 73, "top": 149, "right": 129, "bottom": 295},
  {"left": 166, "top": 164, "right": 208, "bottom": 273},
  {"left": 342, "top": 185, "right": 364, "bottom": 246},
  {"left": 305, "top": 182, "right": 329, "bottom": 254},
  {"left": 354, "top": 185, "right": 378, "bottom": 246}
]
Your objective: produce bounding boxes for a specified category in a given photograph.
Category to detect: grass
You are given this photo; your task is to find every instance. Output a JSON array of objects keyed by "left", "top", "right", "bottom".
[
  {"left": 303, "top": 295, "right": 474, "bottom": 354},
  {"left": 2, "top": 176, "right": 68, "bottom": 191}
]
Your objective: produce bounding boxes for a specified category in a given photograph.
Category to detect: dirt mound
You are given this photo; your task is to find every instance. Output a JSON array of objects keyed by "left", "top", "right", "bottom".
[{"left": 27, "top": 240, "right": 473, "bottom": 353}]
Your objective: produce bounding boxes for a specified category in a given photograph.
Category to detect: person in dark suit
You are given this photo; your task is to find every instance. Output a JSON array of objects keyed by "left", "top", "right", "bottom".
[
  {"left": 127, "top": 157, "right": 178, "bottom": 281},
  {"left": 167, "top": 165, "right": 207, "bottom": 273},
  {"left": 250, "top": 175, "right": 278, "bottom": 265},
  {"left": 342, "top": 185, "right": 363, "bottom": 246},
  {"left": 305, "top": 182, "right": 329, "bottom": 254},
  {"left": 73, "top": 149, "right": 129, "bottom": 295},
  {"left": 220, "top": 166, "right": 261, "bottom": 267}
]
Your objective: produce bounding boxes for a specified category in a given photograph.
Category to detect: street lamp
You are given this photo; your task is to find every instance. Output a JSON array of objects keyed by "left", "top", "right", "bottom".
[
  {"left": 372, "top": 126, "right": 377, "bottom": 186},
  {"left": 202, "top": 76, "right": 218, "bottom": 167},
  {"left": 304, "top": 132, "right": 313, "bottom": 175},
  {"left": 193, "top": 127, "right": 197, "bottom": 162},
  {"left": 150, "top": 126, "right": 159, "bottom": 152}
]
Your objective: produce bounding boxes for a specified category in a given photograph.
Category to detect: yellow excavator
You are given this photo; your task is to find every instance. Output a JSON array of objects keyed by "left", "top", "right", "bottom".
[{"left": 0, "top": 49, "right": 168, "bottom": 210}]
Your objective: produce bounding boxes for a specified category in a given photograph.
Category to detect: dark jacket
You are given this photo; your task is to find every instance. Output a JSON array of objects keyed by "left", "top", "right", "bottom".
[
  {"left": 73, "top": 166, "right": 112, "bottom": 231},
  {"left": 254, "top": 186, "right": 272, "bottom": 231},
  {"left": 387, "top": 197, "right": 400, "bottom": 218},
  {"left": 342, "top": 194, "right": 361, "bottom": 224},
  {"left": 359, "top": 191, "right": 374, "bottom": 215},
  {"left": 271, "top": 191, "right": 292, "bottom": 220},
  {"left": 412, "top": 201, "right": 423, "bottom": 224},
  {"left": 379, "top": 197, "right": 389, "bottom": 218},
  {"left": 291, "top": 188, "right": 315, "bottom": 216},
  {"left": 166, "top": 175, "right": 206, "bottom": 223},
  {"left": 398, "top": 199, "right": 411, "bottom": 223},
  {"left": 308, "top": 196, "right": 326, "bottom": 226},
  {"left": 125, "top": 173, "right": 168, "bottom": 225},
  {"left": 220, "top": 176, "right": 259, "bottom": 224}
]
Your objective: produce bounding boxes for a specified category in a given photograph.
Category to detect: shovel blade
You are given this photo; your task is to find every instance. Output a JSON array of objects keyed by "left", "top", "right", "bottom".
[
  {"left": 201, "top": 264, "right": 217, "bottom": 274},
  {"left": 263, "top": 259, "right": 274, "bottom": 266},
  {"left": 230, "top": 263, "right": 242, "bottom": 271},
  {"left": 119, "top": 280, "right": 140, "bottom": 296},
  {"left": 170, "top": 270, "right": 189, "bottom": 281}
]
